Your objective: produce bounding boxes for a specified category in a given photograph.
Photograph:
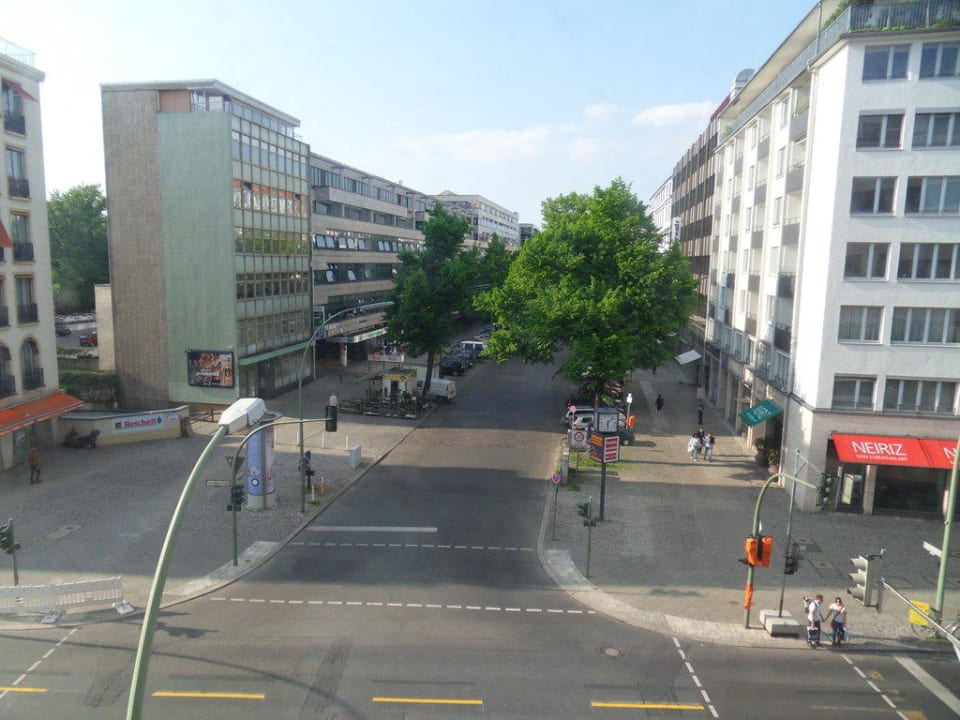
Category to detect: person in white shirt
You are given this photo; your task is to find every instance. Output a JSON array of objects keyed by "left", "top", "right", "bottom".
[
  {"left": 824, "top": 596, "right": 848, "bottom": 647},
  {"left": 806, "top": 594, "right": 824, "bottom": 647}
]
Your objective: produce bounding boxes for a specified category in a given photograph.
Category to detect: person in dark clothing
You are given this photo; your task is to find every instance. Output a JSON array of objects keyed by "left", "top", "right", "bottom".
[
  {"left": 28, "top": 447, "right": 41, "bottom": 484},
  {"left": 697, "top": 400, "right": 704, "bottom": 424},
  {"left": 655, "top": 394, "right": 664, "bottom": 416}
]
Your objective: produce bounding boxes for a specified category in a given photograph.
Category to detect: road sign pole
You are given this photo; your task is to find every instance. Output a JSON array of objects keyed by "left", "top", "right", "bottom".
[{"left": 599, "top": 459, "right": 607, "bottom": 521}]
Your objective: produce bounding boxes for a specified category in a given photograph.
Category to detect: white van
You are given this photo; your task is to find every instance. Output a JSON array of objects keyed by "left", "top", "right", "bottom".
[
  {"left": 416, "top": 378, "right": 457, "bottom": 402},
  {"left": 459, "top": 340, "right": 486, "bottom": 354},
  {"left": 563, "top": 407, "right": 595, "bottom": 428}
]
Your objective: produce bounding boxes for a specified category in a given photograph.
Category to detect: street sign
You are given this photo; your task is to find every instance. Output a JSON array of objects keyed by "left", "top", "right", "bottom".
[
  {"left": 589, "top": 432, "right": 620, "bottom": 463},
  {"left": 740, "top": 399, "right": 783, "bottom": 427},
  {"left": 570, "top": 428, "right": 588, "bottom": 450},
  {"left": 551, "top": 473, "right": 561, "bottom": 485}
]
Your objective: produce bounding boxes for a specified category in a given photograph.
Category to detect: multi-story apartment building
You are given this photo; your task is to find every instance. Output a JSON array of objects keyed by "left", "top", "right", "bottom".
[
  {"left": 519, "top": 223, "right": 538, "bottom": 245},
  {"left": 647, "top": 175, "right": 674, "bottom": 250},
  {"left": 0, "top": 39, "right": 83, "bottom": 468},
  {"left": 430, "top": 191, "right": 520, "bottom": 249},
  {"left": 707, "top": 0, "right": 960, "bottom": 513},
  {"left": 101, "top": 80, "right": 312, "bottom": 405},
  {"left": 308, "top": 153, "right": 429, "bottom": 358}
]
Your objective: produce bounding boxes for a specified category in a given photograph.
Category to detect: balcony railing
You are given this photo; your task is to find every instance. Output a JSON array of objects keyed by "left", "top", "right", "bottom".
[
  {"left": 16, "top": 303, "right": 37, "bottom": 323},
  {"left": 0, "top": 374, "right": 14, "bottom": 398},
  {"left": 7, "top": 176, "right": 29, "bottom": 198},
  {"left": 3, "top": 112, "right": 25, "bottom": 135},
  {"left": 13, "top": 242, "right": 34, "bottom": 262},
  {"left": 22, "top": 368, "right": 43, "bottom": 391}
]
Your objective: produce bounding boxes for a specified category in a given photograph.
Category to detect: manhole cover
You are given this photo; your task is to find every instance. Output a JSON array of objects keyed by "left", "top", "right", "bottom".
[{"left": 601, "top": 646, "right": 623, "bottom": 659}]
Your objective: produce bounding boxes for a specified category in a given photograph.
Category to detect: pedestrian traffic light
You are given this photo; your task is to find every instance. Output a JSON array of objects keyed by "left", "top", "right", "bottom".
[
  {"left": 577, "top": 500, "right": 592, "bottom": 519},
  {"left": 816, "top": 473, "right": 835, "bottom": 507},
  {"left": 325, "top": 404, "right": 338, "bottom": 432},
  {"left": 784, "top": 542, "right": 801, "bottom": 575},
  {"left": 849, "top": 554, "right": 880, "bottom": 606},
  {"left": 229, "top": 484, "right": 245, "bottom": 511},
  {"left": 744, "top": 535, "right": 773, "bottom": 567},
  {"left": 0, "top": 522, "right": 11, "bottom": 552}
]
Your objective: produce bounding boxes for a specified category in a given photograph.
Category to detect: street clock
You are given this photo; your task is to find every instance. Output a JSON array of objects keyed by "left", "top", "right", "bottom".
[{"left": 596, "top": 408, "right": 619, "bottom": 433}]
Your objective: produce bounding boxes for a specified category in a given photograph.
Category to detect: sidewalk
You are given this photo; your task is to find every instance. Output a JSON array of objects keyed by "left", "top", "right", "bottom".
[{"left": 539, "top": 361, "right": 959, "bottom": 652}]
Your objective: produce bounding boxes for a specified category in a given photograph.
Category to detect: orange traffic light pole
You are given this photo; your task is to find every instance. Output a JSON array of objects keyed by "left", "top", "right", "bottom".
[{"left": 743, "top": 472, "right": 818, "bottom": 629}]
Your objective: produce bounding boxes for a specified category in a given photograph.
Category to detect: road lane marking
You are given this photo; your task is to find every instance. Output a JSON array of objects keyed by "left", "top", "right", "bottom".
[
  {"left": 896, "top": 654, "right": 960, "bottom": 716},
  {"left": 307, "top": 526, "right": 438, "bottom": 533},
  {"left": 591, "top": 701, "right": 704, "bottom": 710},
  {"left": 0, "top": 687, "right": 47, "bottom": 693},
  {"left": 153, "top": 691, "right": 265, "bottom": 700},
  {"left": 673, "top": 637, "right": 718, "bottom": 717},
  {"left": 372, "top": 696, "right": 482, "bottom": 705},
  {"left": 207, "top": 596, "right": 593, "bottom": 616}
]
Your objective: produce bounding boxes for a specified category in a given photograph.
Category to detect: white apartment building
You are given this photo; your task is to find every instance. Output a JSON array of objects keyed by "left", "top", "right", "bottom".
[
  {"left": 430, "top": 191, "right": 520, "bottom": 249},
  {"left": 709, "top": 1, "right": 960, "bottom": 514},
  {"left": 647, "top": 175, "right": 674, "bottom": 250},
  {"left": 0, "top": 39, "right": 83, "bottom": 467}
]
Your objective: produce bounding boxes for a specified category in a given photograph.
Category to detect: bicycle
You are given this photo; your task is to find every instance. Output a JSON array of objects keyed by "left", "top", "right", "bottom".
[{"left": 910, "top": 602, "right": 960, "bottom": 640}]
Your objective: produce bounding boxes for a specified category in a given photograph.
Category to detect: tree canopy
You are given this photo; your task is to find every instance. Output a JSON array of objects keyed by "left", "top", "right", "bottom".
[
  {"left": 479, "top": 178, "right": 697, "bottom": 401},
  {"left": 47, "top": 184, "right": 109, "bottom": 312}
]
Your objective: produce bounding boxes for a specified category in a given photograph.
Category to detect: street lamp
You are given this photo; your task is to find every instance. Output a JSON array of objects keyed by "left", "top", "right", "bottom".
[
  {"left": 297, "top": 301, "right": 392, "bottom": 512},
  {"left": 127, "top": 398, "right": 267, "bottom": 720}
]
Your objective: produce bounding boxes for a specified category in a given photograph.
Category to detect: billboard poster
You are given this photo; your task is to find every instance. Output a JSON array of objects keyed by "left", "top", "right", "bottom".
[{"left": 187, "top": 350, "right": 235, "bottom": 388}]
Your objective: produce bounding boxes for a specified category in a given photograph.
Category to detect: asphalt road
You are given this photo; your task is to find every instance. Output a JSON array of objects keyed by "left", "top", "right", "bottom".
[{"left": 1, "top": 357, "right": 958, "bottom": 718}]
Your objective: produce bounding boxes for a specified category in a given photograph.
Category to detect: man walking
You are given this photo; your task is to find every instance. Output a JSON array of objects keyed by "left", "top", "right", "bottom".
[
  {"left": 655, "top": 394, "right": 664, "bottom": 416},
  {"left": 28, "top": 446, "right": 41, "bottom": 484},
  {"left": 705, "top": 433, "right": 716, "bottom": 462},
  {"left": 806, "top": 594, "right": 824, "bottom": 647},
  {"left": 697, "top": 400, "right": 704, "bottom": 424}
]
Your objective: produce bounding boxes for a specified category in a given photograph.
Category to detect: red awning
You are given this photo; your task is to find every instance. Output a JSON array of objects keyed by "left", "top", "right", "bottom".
[
  {"left": 832, "top": 433, "right": 960, "bottom": 469},
  {"left": 0, "top": 392, "right": 85, "bottom": 437},
  {"left": 3, "top": 79, "right": 37, "bottom": 102},
  {"left": 0, "top": 220, "right": 12, "bottom": 249}
]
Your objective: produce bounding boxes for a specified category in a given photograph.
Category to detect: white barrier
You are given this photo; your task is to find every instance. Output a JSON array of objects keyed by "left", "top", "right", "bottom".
[{"left": 0, "top": 576, "right": 125, "bottom": 614}]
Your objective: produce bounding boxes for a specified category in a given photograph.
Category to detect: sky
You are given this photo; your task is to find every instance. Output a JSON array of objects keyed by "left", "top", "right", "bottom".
[{"left": 5, "top": 0, "right": 818, "bottom": 226}]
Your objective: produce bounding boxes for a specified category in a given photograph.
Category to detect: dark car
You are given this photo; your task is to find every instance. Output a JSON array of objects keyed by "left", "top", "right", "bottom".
[
  {"left": 80, "top": 330, "right": 98, "bottom": 347},
  {"left": 55, "top": 322, "right": 72, "bottom": 336},
  {"left": 439, "top": 356, "right": 466, "bottom": 376}
]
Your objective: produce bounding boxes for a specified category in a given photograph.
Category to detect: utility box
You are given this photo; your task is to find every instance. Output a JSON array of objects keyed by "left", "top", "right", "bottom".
[{"left": 348, "top": 444, "right": 362, "bottom": 469}]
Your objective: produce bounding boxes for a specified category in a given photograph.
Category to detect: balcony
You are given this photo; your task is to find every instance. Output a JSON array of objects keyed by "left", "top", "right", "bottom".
[
  {"left": 16, "top": 303, "right": 38, "bottom": 323},
  {"left": 731, "top": 194, "right": 740, "bottom": 213},
  {"left": 757, "top": 135, "right": 770, "bottom": 159},
  {"left": 753, "top": 182, "right": 767, "bottom": 205},
  {"left": 3, "top": 112, "right": 25, "bottom": 135},
  {"left": 745, "top": 313, "right": 758, "bottom": 336},
  {"left": 790, "top": 107, "right": 809, "bottom": 140},
  {"left": 13, "top": 242, "right": 34, "bottom": 262},
  {"left": 748, "top": 274, "right": 761, "bottom": 293},
  {"left": 7, "top": 177, "right": 29, "bottom": 198},
  {"left": 22, "top": 368, "right": 44, "bottom": 391},
  {"left": 786, "top": 163, "right": 804, "bottom": 193},
  {"left": 782, "top": 219, "right": 800, "bottom": 245},
  {"left": 777, "top": 273, "right": 796, "bottom": 299},
  {"left": 751, "top": 228, "right": 764, "bottom": 248},
  {"left": 0, "top": 374, "right": 14, "bottom": 398},
  {"left": 729, "top": 233, "right": 738, "bottom": 251},
  {"left": 774, "top": 324, "right": 792, "bottom": 352}
]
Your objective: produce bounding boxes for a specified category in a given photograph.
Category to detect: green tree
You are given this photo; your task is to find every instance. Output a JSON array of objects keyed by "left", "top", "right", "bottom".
[
  {"left": 479, "top": 178, "right": 696, "bottom": 405},
  {"left": 385, "top": 204, "right": 471, "bottom": 398},
  {"left": 47, "top": 184, "right": 109, "bottom": 312}
]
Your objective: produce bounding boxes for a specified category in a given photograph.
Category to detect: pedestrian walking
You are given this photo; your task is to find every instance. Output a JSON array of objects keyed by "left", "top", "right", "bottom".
[
  {"left": 805, "top": 594, "right": 824, "bottom": 647},
  {"left": 697, "top": 400, "right": 704, "bottom": 424},
  {"left": 824, "top": 596, "right": 848, "bottom": 647},
  {"left": 705, "top": 433, "right": 716, "bottom": 462},
  {"left": 687, "top": 433, "right": 702, "bottom": 461},
  {"left": 28, "top": 446, "right": 41, "bottom": 484},
  {"left": 655, "top": 394, "right": 664, "bottom": 416}
]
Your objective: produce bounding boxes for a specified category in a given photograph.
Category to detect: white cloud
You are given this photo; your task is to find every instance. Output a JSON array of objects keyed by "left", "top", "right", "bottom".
[
  {"left": 582, "top": 102, "right": 619, "bottom": 121},
  {"left": 418, "top": 125, "right": 556, "bottom": 163},
  {"left": 632, "top": 101, "right": 715, "bottom": 129}
]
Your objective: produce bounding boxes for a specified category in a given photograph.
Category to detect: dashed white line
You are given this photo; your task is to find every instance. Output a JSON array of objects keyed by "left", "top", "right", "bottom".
[
  {"left": 674, "top": 637, "right": 718, "bottom": 718},
  {"left": 205, "top": 596, "right": 591, "bottom": 617}
]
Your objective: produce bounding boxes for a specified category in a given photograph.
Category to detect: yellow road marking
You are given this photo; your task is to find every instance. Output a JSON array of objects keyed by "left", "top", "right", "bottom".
[
  {"left": 0, "top": 687, "right": 47, "bottom": 693},
  {"left": 372, "top": 696, "right": 483, "bottom": 705},
  {"left": 592, "top": 701, "right": 705, "bottom": 710},
  {"left": 152, "top": 691, "right": 265, "bottom": 700}
]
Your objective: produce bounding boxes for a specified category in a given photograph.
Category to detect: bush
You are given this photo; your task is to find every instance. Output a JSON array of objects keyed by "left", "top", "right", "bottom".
[{"left": 59, "top": 370, "right": 120, "bottom": 407}]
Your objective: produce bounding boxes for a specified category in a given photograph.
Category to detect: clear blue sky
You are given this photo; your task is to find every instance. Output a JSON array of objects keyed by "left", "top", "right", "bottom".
[{"left": 6, "top": 0, "right": 817, "bottom": 225}]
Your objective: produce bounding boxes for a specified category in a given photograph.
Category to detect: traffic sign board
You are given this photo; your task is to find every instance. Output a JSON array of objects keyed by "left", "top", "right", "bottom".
[
  {"left": 551, "top": 473, "right": 561, "bottom": 485},
  {"left": 589, "top": 432, "right": 620, "bottom": 463}
]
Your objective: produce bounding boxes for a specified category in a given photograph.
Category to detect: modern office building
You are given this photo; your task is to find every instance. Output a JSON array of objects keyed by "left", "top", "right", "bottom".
[
  {"left": 308, "top": 153, "right": 430, "bottom": 358},
  {"left": 519, "top": 223, "right": 538, "bottom": 245},
  {"left": 430, "top": 191, "right": 520, "bottom": 249},
  {"left": 707, "top": 0, "right": 960, "bottom": 513},
  {"left": 101, "top": 80, "right": 312, "bottom": 406},
  {"left": 647, "top": 175, "right": 674, "bottom": 250},
  {"left": 0, "top": 39, "right": 83, "bottom": 467}
]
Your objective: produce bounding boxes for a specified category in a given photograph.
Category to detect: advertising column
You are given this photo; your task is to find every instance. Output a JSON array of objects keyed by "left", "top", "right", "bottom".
[{"left": 245, "top": 420, "right": 276, "bottom": 510}]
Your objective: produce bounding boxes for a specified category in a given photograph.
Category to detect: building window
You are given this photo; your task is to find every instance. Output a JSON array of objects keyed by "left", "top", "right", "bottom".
[
  {"left": 832, "top": 376, "right": 875, "bottom": 410},
  {"left": 5, "top": 147, "right": 28, "bottom": 198},
  {"left": 850, "top": 177, "right": 896, "bottom": 214},
  {"left": 838, "top": 305, "right": 882, "bottom": 341},
  {"left": 883, "top": 378, "right": 957, "bottom": 415},
  {"left": 905, "top": 176, "right": 960, "bottom": 214},
  {"left": 856, "top": 113, "right": 904, "bottom": 148},
  {"left": 863, "top": 45, "right": 910, "bottom": 80},
  {"left": 920, "top": 42, "right": 960, "bottom": 78},
  {"left": 1, "top": 81, "right": 25, "bottom": 135},
  {"left": 891, "top": 307, "right": 960, "bottom": 344},
  {"left": 772, "top": 196, "right": 782, "bottom": 227},
  {"left": 775, "top": 147, "right": 785, "bottom": 177},
  {"left": 778, "top": 98, "right": 789, "bottom": 128},
  {"left": 897, "top": 242, "right": 960, "bottom": 280},
  {"left": 912, "top": 112, "right": 960, "bottom": 148},
  {"left": 844, "top": 242, "right": 889, "bottom": 279},
  {"left": 20, "top": 339, "right": 42, "bottom": 390}
]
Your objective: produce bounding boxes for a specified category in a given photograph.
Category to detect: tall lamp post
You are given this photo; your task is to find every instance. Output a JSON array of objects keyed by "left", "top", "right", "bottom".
[
  {"left": 297, "top": 301, "right": 392, "bottom": 512},
  {"left": 126, "top": 398, "right": 268, "bottom": 720},
  {"left": 933, "top": 435, "right": 960, "bottom": 622}
]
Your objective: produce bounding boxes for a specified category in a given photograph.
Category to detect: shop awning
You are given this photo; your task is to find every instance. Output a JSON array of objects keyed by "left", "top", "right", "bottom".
[
  {"left": 3, "top": 79, "right": 37, "bottom": 102},
  {"left": 675, "top": 349, "right": 701, "bottom": 365},
  {"left": 0, "top": 220, "right": 13, "bottom": 249},
  {"left": 831, "top": 433, "right": 959, "bottom": 469},
  {"left": 0, "top": 392, "right": 85, "bottom": 436}
]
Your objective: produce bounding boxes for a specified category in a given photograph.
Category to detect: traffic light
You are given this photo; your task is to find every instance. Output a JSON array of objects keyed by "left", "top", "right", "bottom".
[
  {"left": 0, "top": 522, "right": 11, "bottom": 552},
  {"left": 577, "top": 500, "right": 592, "bottom": 519},
  {"left": 744, "top": 535, "right": 773, "bottom": 567},
  {"left": 816, "top": 473, "right": 835, "bottom": 507},
  {"left": 325, "top": 403, "right": 338, "bottom": 432},
  {"left": 228, "top": 484, "right": 246, "bottom": 511},
  {"left": 784, "top": 542, "right": 801, "bottom": 575},
  {"left": 849, "top": 554, "right": 880, "bottom": 606}
]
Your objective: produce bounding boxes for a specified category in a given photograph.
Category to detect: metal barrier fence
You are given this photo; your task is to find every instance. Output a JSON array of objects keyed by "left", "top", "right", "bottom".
[{"left": 0, "top": 576, "right": 125, "bottom": 615}]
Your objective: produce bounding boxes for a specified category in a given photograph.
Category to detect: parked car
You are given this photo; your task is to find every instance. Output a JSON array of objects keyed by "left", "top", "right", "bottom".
[
  {"left": 55, "top": 322, "right": 72, "bottom": 336},
  {"left": 439, "top": 356, "right": 466, "bottom": 376},
  {"left": 80, "top": 331, "right": 98, "bottom": 347}
]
